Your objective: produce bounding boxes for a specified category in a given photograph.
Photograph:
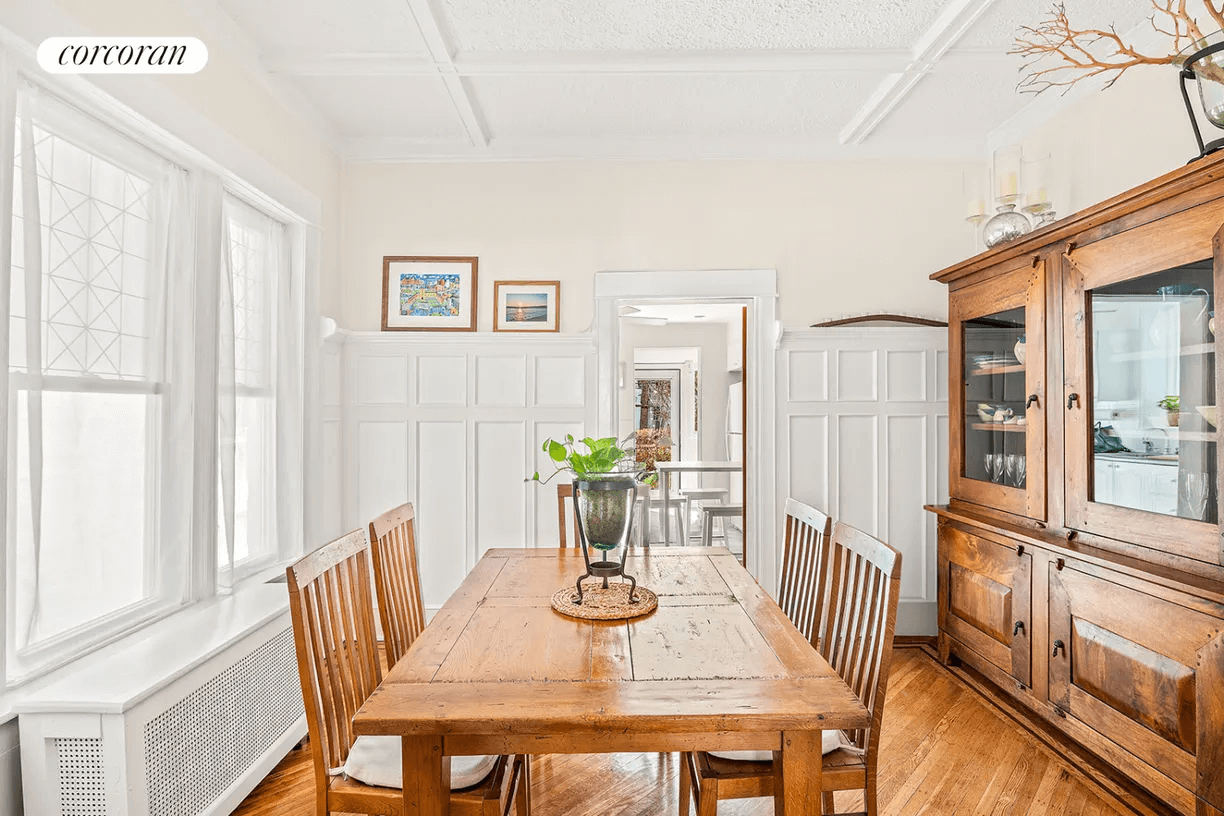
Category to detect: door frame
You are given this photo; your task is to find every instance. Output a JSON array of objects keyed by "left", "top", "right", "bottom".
[{"left": 593, "top": 269, "right": 779, "bottom": 589}]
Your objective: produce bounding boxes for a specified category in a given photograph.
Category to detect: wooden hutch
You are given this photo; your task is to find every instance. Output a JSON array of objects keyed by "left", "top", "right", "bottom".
[{"left": 929, "top": 155, "right": 1224, "bottom": 816}]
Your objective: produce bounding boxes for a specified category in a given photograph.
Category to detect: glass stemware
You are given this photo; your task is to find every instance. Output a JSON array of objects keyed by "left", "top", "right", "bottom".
[
  {"left": 1182, "top": 472, "right": 1211, "bottom": 520},
  {"left": 1003, "top": 454, "right": 1017, "bottom": 486},
  {"left": 1010, "top": 455, "right": 1027, "bottom": 488},
  {"left": 984, "top": 453, "right": 1004, "bottom": 483}
]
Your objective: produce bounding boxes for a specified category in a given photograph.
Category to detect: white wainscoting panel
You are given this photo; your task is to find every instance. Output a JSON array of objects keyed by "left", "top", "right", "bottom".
[
  {"left": 344, "top": 334, "right": 597, "bottom": 611},
  {"left": 779, "top": 327, "right": 948, "bottom": 636},
  {"left": 314, "top": 337, "right": 345, "bottom": 546}
]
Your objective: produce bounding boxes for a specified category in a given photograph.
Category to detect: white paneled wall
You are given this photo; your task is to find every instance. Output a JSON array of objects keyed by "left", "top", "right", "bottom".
[
  {"left": 316, "top": 336, "right": 346, "bottom": 545},
  {"left": 342, "top": 334, "right": 597, "bottom": 611},
  {"left": 778, "top": 328, "right": 949, "bottom": 636}
]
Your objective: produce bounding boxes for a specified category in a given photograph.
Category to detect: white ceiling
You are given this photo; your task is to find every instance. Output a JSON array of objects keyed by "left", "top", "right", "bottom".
[{"left": 212, "top": 0, "right": 1157, "bottom": 162}]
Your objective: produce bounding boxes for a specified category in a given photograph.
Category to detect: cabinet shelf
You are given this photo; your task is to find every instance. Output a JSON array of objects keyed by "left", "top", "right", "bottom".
[
  {"left": 971, "top": 423, "right": 1027, "bottom": 433},
  {"left": 970, "top": 364, "right": 1025, "bottom": 376}
]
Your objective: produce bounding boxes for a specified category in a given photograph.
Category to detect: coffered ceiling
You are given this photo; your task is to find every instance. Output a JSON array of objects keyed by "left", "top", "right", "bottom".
[{"left": 210, "top": 0, "right": 1156, "bottom": 162}]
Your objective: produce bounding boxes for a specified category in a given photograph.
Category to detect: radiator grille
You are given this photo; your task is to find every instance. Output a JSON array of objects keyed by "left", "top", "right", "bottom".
[
  {"left": 55, "top": 737, "right": 106, "bottom": 816},
  {"left": 143, "top": 628, "right": 302, "bottom": 816}
]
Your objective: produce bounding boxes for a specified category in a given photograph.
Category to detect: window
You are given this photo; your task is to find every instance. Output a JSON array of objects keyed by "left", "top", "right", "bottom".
[
  {"left": 7, "top": 97, "right": 180, "bottom": 680},
  {"left": 0, "top": 77, "right": 308, "bottom": 686},
  {"left": 218, "top": 197, "right": 283, "bottom": 577}
]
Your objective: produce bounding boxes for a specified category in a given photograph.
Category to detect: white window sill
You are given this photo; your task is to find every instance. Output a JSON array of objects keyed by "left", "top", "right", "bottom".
[{"left": 0, "top": 562, "right": 293, "bottom": 723}]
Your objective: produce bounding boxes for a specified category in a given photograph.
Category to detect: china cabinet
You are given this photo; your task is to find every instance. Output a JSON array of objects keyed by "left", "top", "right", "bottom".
[{"left": 929, "top": 155, "right": 1224, "bottom": 816}]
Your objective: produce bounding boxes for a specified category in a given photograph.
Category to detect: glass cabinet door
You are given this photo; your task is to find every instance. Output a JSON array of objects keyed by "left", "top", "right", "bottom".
[
  {"left": 964, "top": 307, "right": 1028, "bottom": 488},
  {"left": 1064, "top": 216, "right": 1223, "bottom": 565},
  {"left": 950, "top": 260, "right": 1046, "bottom": 520}
]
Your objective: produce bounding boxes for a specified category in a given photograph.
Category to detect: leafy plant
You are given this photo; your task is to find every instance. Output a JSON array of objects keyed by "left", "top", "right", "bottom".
[
  {"left": 1158, "top": 395, "right": 1181, "bottom": 412},
  {"left": 529, "top": 434, "right": 636, "bottom": 483}
]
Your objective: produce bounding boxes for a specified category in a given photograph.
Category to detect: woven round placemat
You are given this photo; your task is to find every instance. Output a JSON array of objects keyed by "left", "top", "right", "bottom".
[{"left": 551, "top": 583, "right": 658, "bottom": 620}]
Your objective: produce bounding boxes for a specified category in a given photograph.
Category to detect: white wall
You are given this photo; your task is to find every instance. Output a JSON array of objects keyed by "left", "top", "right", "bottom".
[
  {"left": 618, "top": 321, "right": 732, "bottom": 490},
  {"left": 340, "top": 159, "right": 975, "bottom": 332},
  {"left": 998, "top": 69, "right": 1202, "bottom": 219}
]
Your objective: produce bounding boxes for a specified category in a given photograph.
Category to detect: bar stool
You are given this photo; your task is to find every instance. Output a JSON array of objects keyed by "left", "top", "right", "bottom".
[
  {"left": 701, "top": 504, "right": 743, "bottom": 547},
  {"left": 677, "top": 487, "right": 729, "bottom": 542}
]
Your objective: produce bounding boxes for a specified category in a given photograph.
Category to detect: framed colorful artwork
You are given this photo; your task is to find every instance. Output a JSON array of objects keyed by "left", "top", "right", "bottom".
[
  {"left": 381, "top": 256, "right": 478, "bottom": 332},
  {"left": 493, "top": 280, "right": 560, "bottom": 333}
]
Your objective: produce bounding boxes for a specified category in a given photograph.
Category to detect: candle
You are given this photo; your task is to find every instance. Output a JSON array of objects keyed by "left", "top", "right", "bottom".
[{"left": 1001, "top": 172, "right": 1018, "bottom": 197}]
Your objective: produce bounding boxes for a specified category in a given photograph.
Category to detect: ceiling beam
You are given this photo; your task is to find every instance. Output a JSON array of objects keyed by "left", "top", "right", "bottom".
[
  {"left": 402, "top": 0, "right": 489, "bottom": 148},
  {"left": 839, "top": 0, "right": 998, "bottom": 146}
]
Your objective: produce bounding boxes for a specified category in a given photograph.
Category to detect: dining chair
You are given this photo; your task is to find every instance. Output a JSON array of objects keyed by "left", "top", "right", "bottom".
[
  {"left": 775, "top": 498, "right": 834, "bottom": 643},
  {"left": 368, "top": 502, "right": 427, "bottom": 668},
  {"left": 286, "top": 528, "right": 529, "bottom": 816},
  {"left": 679, "top": 519, "right": 902, "bottom": 816},
  {"left": 556, "top": 483, "right": 582, "bottom": 547}
]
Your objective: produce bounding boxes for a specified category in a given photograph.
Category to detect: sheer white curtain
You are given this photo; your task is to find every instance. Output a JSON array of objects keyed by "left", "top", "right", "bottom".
[
  {"left": 7, "top": 81, "right": 191, "bottom": 678},
  {"left": 217, "top": 194, "right": 289, "bottom": 586}
]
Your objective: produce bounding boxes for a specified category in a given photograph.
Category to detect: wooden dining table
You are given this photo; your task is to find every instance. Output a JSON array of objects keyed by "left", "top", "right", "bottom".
[{"left": 352, "top": 546, "right": 870, "bottom": 815}]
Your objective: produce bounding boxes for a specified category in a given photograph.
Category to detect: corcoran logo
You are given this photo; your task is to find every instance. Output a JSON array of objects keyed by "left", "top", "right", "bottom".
[{"left": 37, "top": 37, "right": 208, "bottom": 74}]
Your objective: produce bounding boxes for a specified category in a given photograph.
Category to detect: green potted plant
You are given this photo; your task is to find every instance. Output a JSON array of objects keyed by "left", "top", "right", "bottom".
[
  {"left": 531, "top": 435, "right": 641, "bottom": 551},
  {"left": 1158, "top": 395, "right": 1181, "bottom": 427}
]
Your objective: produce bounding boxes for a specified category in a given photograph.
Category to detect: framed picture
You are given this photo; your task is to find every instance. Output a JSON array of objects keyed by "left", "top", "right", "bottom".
[
  {"left": 493, "top": 280, "right": 560, "bottom": 333},
  {"left": 381, "top": 256, "right": 478, "bottom": 332}
]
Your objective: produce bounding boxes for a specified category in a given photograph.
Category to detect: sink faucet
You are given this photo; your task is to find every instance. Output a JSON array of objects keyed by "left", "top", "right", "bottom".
[{"left": 1143, "top": 427, "right": 1170, "bottom": 455}]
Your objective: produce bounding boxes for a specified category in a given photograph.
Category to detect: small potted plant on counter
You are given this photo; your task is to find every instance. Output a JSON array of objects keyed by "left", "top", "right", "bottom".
[{"left": 1158, "top": 395, "right": 1181, "bottom": 427}]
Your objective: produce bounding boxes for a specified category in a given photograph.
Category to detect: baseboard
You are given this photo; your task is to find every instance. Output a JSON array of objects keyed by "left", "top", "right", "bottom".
[{"left": 895, "top": 601, "right": 936, "bottom": 637}]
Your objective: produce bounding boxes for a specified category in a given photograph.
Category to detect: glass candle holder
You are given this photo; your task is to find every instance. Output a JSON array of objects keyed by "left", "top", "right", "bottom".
[
  {"left": 1022, "top": 153, "right": 1052, "bottom": 215},
  {"left": 993, "top": 145, "right": 1023, "bottom": 206},
  {"left": 963, "top": 170, "right": 988, "bottom": 225}
]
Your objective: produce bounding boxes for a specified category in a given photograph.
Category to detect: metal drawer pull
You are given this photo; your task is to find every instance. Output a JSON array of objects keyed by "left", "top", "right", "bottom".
[
  {"left": 1014, "top": 621, "right": 1026, "bottom": 636},
  {"left": 1052, "top": 639, "right": 1066, "bottom": 657}
]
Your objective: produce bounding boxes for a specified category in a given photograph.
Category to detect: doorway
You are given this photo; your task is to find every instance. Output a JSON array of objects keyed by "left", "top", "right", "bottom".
[{"left": 594, "top": 269, "right": 779, "bottom": 583}]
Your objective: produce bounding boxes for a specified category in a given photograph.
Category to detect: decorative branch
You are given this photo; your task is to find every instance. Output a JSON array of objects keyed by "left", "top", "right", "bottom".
[{"left": 1012, "top": 1, "right": 1224, "bottom": 94}]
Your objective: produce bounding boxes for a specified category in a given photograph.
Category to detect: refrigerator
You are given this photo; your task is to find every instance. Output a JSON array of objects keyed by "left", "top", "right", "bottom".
[{"left": 725, "top": 381, "right": 743, "bottom": 504}]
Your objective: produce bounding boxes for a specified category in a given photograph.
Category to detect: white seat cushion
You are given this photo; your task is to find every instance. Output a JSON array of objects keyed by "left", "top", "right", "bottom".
[
  {"left": 343, "top": 735, "right": 498, "bottom": 790},
  {"left": 708, "top": 730, "right": 842, "bottom": 762}
]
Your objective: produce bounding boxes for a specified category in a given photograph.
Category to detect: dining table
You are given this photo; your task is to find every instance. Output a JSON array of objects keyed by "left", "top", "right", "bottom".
[
  {"left": 654, "top": 460, "right": 742, "bottom": 545},
  {"left": 352, "top": 546, "right": 870, "bottom": 816}
]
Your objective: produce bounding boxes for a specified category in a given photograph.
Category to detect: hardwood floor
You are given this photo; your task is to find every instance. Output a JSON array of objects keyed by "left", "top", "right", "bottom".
[{"left": 235, "top": 648, "right": 1134, "bottom": 816}]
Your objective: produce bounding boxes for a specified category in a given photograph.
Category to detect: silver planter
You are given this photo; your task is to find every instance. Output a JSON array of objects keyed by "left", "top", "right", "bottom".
[{"left": 982, "top": 204, "right": 1032, "bottom": 248}]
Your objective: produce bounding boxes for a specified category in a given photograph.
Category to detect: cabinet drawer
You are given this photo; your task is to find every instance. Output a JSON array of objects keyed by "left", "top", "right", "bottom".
[
  {"left": 938, "top": 523, "right": 1032, "bottom": 686},
  {"left": 1049, "top": 563, "right": 1224, "bottom": 797}
]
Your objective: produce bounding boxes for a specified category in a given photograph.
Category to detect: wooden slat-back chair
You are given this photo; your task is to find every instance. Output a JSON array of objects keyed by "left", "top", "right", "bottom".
[
  {"left": 287, "top": 529, "right": 528, "bottom": 816},
  {"left": 369, "top": 502, "right": 427, "bottom": 667},
  {"left": 556, "top": 484, "right": 582, "bottom": 547},
  {"left": 776, "top": 498, "right": 833, "bottom": 643},
  {"left": 680, "top": 520, "right": 902, "bottom": 816}
]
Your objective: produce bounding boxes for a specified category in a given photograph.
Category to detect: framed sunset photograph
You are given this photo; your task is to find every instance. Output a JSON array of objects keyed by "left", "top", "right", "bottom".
[
  {"left": 494, "top": 280, "right": 560, "bottom": 332},
  {"left": 381, "top": 256, "right": 478, "bottom": 331}
]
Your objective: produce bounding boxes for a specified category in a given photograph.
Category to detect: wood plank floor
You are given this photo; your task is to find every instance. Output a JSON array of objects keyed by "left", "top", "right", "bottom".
[{"left": 235, "top": 648, "right": 1133, "bottom": 816}]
